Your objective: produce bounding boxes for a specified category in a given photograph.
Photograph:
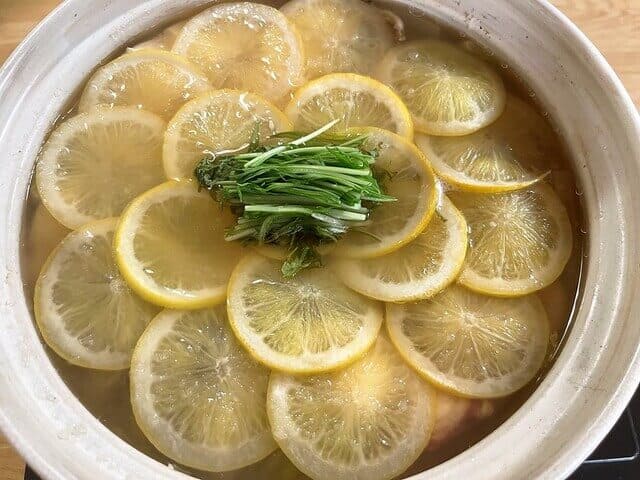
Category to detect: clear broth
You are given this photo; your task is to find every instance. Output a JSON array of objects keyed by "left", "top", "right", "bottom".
[{"left": 19, "top": 1, "right": 586, "bottom": 478}]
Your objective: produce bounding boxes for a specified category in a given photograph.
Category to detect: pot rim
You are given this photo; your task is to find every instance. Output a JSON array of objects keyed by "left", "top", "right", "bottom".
[{"left": 0, "top": 1, "right": 639, "bottom": 480}]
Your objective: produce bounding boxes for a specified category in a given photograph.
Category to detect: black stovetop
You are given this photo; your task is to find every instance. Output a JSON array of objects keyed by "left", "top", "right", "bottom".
[
  {"left": 569, "top": 385, "right": 640, "bottom": 480},
  {"left": 24, "top": 387, "right": 640, "bottom": 480}
]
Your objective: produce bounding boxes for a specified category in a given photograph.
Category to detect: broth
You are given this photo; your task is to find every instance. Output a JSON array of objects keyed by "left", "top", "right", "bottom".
[{"left": 20, "top": 1, "right": 585, "bottom": 479}]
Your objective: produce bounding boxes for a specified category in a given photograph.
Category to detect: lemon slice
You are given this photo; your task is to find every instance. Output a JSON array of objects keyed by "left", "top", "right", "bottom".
[
  {"left": 450, "top": 183, "right": 573, "bottom": 296},
  {"left": 386, "top": 284, "right": 550, "bottom": 398},
  {"left": 415, "top": 96, "right": 555, "bottom": 192},
  {"left": 36, "top": 107, "right": 166, "bottom": 229},
  {"left": 227, "top": 253, "right": 383, "bottom": 373},
  {"left": 163, "top": 89, "right": 291, "bottom": 180},
  {"left": 333, "top": 197, "right": 467, "bottom": 302},
  {"left": 79, "top": 49, "right": 211, "bottom": 120},
  {"left": 377, "top": 39, "right": 506, "bottom": 135},
  {"left": 268, "top": 336, "right": 435, "bottom": 480},
  {"left": 172, "top": 2, "right": 304, "bottom": 103},
  {"left": 34, "top": 218, "right": 160, "bottom": 370},
  {"left": 280, "top": 0, "right": 395, "bottom": 79},
  {"left": 130, "top": 307, "right": 276, "bottom": 471},
  {"left": 333, "top": 127, "right": 437, "bottom": 258},
  {"left": 114, "top": 181, "right": 244, "bottom": 309},
  {"left": 285, "top": 73, "right": 413, "bottom": 138},
  {"left": 130, "top": 20, "right": 187, "bottom": 51}
]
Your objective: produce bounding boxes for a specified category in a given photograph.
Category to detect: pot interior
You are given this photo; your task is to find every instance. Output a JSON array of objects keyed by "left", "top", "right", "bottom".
[{"left": 6, "top": 1, "right": 638, "bottom": 480}]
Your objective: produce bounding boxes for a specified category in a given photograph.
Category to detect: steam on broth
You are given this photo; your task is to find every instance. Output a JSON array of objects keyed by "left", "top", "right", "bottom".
[{"left": 21, "top": 1, "right": 584, "bottom": 479}]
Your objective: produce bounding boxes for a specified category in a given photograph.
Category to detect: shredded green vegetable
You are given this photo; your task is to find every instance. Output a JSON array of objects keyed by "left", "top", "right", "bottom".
[{"left": 195, "top": 120, "right": 394, "bottom": 277}]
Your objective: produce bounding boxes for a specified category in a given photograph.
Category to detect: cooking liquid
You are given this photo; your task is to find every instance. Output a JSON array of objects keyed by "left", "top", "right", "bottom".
[{"left": 19, "top": 1, "right": 586, "bottom": 478}]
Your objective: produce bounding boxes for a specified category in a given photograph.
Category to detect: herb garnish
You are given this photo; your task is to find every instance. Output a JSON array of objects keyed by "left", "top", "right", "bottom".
[{"left": 195, "top": 120, "right": 395, "bottom": 277}]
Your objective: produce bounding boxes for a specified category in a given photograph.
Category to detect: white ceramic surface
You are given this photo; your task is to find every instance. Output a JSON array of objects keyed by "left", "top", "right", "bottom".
[{"left": 0, "top": 1, "right": 639, "bottom": 479}]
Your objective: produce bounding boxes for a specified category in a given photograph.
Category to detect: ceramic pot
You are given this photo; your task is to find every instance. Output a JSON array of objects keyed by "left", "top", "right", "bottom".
[{"left": 0, "top": 1, "right": 639, "bottom": 479}]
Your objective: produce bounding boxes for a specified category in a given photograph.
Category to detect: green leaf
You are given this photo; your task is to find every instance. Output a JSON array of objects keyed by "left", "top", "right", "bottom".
[{"left": 281, "top": 245, "right": 323, "bottom": 278}]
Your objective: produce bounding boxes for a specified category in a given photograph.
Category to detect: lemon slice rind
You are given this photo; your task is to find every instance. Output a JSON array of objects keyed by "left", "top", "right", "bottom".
[
  {"left": 377, "top": 39, "right": 506, "bottom": 136},
  {"left": 36, "top": 107, "right": 166, "bottom": 229},
  {"left": 78, "top": 48, "right": 211, "bottom": 120},
  {"left": 280, "top": 0, "right": 395, "bottom": 79},
  {"left": 172, "top": 2, "right": 304, "bottom": 103},
  {"left": 333, "top": 127, "right": 437, "bottom": 258},
  {"left": 414, "top": 95, "right": 556, "bottom": 193}
]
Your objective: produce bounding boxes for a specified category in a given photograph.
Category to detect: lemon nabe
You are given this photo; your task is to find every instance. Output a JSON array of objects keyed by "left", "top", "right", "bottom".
[
  {"left": 281, "top": 0, "right": 395, "bottom": 79},
  {"left": 173, "top": 2, "right": 304, "bottom": 103},
  {"left": 285, "top": 73, "right": 413, "bottom": 138},
  {"left": 163, "top": 89, "right": 291, "bottom": 179},
  {"left": 22, "top": 0, "right": 585, "bottom": 474},
  {"left": 130, "top": 307, "right": 276, "bottom": 472},
  {"left": 78, "top": 49, "right": 211, "bottom": 120},
  {"left": 36, "top": 107, "right": 166, "bottom": 229},
  {"left": 35, "top": 218, "right": 160, "bottom": 370},
  {"left": 333, "top": 196, "right": 467, "bottom": 302},
  {"left": 268, "top": 336, "right": 435, "bottom": 480},
  {"left": 227, "top": 253, "right": 383, "bottom": 373},
  {"left": 386, "top": 284, "right": 550, "bottom": 398},
  {"left": 114, "top": 181, "right": 244, "bottom": 309},
  {"left": 377, "top": 39, "right": 506, "bottom": 136},
  {"left": 450, "top": 182, "right": 573, "bottom": 296},
  {"left": 333, "top": 127, "right": 437, "bottom": 258},
  {"left": 415, "top": 96, "right": 555, "bottom": 192}
]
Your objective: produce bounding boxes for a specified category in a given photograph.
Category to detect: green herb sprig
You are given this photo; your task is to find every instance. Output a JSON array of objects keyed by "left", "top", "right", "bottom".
[{"left": 195, "top": 120, "right": 394, "bottom": 277}]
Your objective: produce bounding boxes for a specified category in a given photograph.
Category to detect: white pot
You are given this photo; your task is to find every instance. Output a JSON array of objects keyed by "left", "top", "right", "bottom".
[{"left": 1, "top": 1, "right": 639, "bottom": 479}]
